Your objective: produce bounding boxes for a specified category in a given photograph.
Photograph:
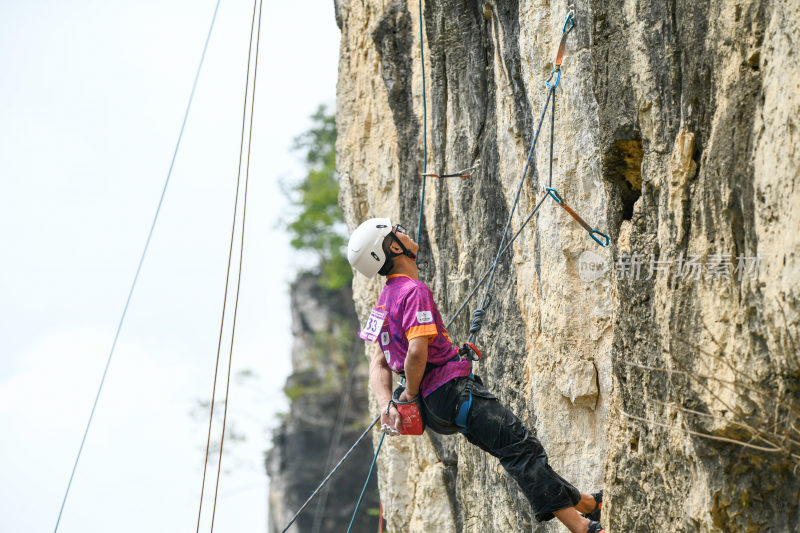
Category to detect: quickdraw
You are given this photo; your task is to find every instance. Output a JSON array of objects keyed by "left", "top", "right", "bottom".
[
  {"left": 284, "top": 10, "right": 608, "bottom": 532},
  {"left": 465, "top": 10, "right": 609, "bottom": 346},
  {"left": 547, "top": 187, "right": 610, "bottom": 247},
  {"left": 545, "top": 10, "right": 575, "bottom": 90},
  {"left": 422, "top": 160, "right": 480, "bottom": 179}
]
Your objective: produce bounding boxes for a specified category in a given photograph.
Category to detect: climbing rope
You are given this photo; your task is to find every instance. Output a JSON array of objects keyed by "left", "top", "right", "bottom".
[
  {"left": 346, "top": 432, "right": 386, "bottom": 533},
  {"left": 465, "top": 11, "right": 611, "bottom": 344},
  {"left": 310, "top": 341, "right": 363, "bottom": 533},
  {"left": 194, "top": 0, "right": 260, "bottom": 530},
  {"left": 465, "top": 82, "right": 556, "bottom": 344},
  {"left": 447, "top": 13, "right": 608, "bottom": 329},
  {"left": 282, "top": 11, "right": 609, "bottom": 531},
  {"left": 447, "top": 190, "right": 551, "bottom": 329},
  {"left": 414, "top": 0, "right": 428, "bottom": 247},
  {"left": 281, "top": 415, "right": 381, "bottom": 533},
  {"left": 53, "top": 2, "right": 223, "bottom": 531},
  {"left": 206, "top": 1, "right": 263, "bottom": 531}
]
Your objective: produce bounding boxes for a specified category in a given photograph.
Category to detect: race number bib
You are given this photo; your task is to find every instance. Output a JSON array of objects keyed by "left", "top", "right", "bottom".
[{"left": 358, "top": 307, "right": 387, "bottom": 343}]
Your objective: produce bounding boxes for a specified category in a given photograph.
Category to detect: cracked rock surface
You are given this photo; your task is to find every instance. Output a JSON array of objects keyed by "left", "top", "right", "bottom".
[{"left": 335, "top": 0, "right": 800, "bottom": 531}]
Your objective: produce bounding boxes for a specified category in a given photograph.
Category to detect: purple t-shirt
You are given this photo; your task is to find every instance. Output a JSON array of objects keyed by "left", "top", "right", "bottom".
[{"left": 371, "top": 274, "right": 471, "bottom": 397}]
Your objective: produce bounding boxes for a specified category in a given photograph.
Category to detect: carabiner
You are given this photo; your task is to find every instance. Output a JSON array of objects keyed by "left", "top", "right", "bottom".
[
  {"left": 459, "top": 342, "right": 482, "bottom": 361},
  {"left": 546, "top": 186, "right": 564, "bottom": 204},
  {"left": 563, "top": 11, "right": 575, "bottom": 34},
  {"left": 545, "top": 69, "right": 561, "bottom": 90},
  {"left": 589, "top": 229, "right": 610, "bottom": 247},
  {"left": 546, "top": 187, "right": 610, "bottom": 248},
  {"left": 546, "top": 11, "right": 576, "bottom": 89}
]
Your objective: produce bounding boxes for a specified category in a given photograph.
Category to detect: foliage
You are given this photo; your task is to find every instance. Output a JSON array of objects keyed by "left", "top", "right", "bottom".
[
  {"left": 285, "top": 105, "right": 352, "bottom": 290},
  {"left": 283, "top": 322, "right": 357, "bottom": 401},
  {"left": 282, "top": 366, "right": 335, "bottom": 401},
  {"left": 283, "top": 380, "right": 334, "bottom": 401},
  {"left": 190, "top": 369, "right": 260, "bottom": 473},
  {"left": 306, "top": 316, "right": 356, "bottom": 367}
]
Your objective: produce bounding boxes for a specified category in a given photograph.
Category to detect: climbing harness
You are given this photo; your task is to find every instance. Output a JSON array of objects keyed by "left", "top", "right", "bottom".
[{"left": 53, "top": 2, "right": 224, "bottom": 532}]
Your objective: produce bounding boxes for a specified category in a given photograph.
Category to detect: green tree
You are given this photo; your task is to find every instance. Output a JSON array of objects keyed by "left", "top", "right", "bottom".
[{"left": 285, "top": 105, "right": 352, "bottom": 289}]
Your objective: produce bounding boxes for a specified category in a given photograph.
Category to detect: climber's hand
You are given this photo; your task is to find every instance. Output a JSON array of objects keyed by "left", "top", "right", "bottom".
[
  {"left": 381, "top": 402, "right": 400, "bottom": 436},
  {"left": 398, "top": 389, "right": 417, "bottom": 403}
]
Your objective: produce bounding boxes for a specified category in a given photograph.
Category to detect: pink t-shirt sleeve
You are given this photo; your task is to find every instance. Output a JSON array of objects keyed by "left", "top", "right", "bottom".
[{"left": 401, "top": 284, "right": 438, "bottom": 340}]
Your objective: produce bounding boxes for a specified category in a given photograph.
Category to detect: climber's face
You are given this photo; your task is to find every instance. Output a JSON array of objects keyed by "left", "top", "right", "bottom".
[{"left": 390, "top": 224, "right": 419, "bottom": 256}]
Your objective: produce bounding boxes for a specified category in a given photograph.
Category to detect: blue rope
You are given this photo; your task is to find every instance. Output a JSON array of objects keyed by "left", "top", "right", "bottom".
[
  {"left": 281, "top": 416, "right": 381, "bottom": 532},
  {"left": 466, "top": 11, "right": 582, "bottom": 344},
  {"left": 415, "top": 0, "right": 427, "bottom": 247},
  {"left": 466, "top": 87, "right": 554, "bottom": 344},
  {"left": 446, "top": 190, "right": 549, "bottom": 329},
  {"left": 53, "top": 2, "right": 223, "bottom": 531},
  {"left": 549, "top": 88, "right": 555, "bottom": 188},
  {"left": 286, "top": 5, "right": 424, "bottom": 529},
  {"left": 346, "top": 431, "right": 386, "bottom": 533}
]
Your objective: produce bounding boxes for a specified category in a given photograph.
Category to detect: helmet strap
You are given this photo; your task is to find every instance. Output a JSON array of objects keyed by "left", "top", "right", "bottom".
[
  {"left": 379, "top": 233, "right": 417, "bottom": 275},
  {"left": 377, "top": 257, "right": 395, "bottom": 276},
  {"left": 388, "top": 233, "right": 417, "bottom": 261}
]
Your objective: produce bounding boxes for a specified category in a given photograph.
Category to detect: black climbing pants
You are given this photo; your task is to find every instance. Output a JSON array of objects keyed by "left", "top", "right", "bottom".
[{"left": 423, "top": 376, "right": 581, "bottom": 522}]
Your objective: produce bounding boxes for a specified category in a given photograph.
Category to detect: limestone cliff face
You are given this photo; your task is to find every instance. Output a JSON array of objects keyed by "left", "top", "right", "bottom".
[
  {"left": 335, "top": 1, "right": 799, "bottom": 532},
  {"left": 266, "top": 272, "right": 377, "bottom": 533}
]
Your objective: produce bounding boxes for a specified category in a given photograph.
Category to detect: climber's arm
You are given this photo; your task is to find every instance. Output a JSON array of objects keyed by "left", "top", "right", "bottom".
[
  {"left": 369, "top": 344, "right": 393, "bottom": 407},
  {"left": 370, "top": 344, "right": 400, "bottom": 431},
  {"left": 400, "top": 336, "right": 428, "bottom": 400}
]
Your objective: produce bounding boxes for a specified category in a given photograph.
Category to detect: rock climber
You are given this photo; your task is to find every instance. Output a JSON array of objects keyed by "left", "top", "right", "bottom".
[{"left": 347, "top": 218, "right": 605, "bottom": 533}]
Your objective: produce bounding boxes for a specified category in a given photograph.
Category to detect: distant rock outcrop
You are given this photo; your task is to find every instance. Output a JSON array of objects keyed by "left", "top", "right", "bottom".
[
  {"left": 266, "top": 272, "right": 378, "bottom": 533},
  {"left": 334, "top": 0, "right": 800, "bottom": 531}
]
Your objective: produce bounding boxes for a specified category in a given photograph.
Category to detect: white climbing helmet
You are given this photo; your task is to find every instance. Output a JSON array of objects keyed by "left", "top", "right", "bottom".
[{"left": 347, "top": 217, "right": 393, "bottom": 278}]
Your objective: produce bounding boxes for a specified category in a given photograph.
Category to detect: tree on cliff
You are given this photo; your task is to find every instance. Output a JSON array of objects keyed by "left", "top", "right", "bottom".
[{"left": 284, "top": 105, "right": 351, "bottom": 290}]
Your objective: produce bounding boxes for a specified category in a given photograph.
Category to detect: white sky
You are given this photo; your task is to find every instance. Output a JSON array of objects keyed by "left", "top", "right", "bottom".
[{"left": 0, "top": 1, "right": 340, "bottom": 531}]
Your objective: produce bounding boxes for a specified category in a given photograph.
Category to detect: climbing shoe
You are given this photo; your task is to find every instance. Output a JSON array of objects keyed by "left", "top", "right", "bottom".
[
  {"left": 587, "top": 521, "right": 605, "bottom": 533},
  {"left": 583, "top": 489, "right": 603, "bottom": 521}
]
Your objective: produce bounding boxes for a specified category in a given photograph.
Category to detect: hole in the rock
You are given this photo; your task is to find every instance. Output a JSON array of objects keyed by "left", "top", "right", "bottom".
[
  {"left": 629, "top": 429, "right": 640, "bottom": 453},
  {"left": 603, "top": 139, "right": 643, "bottom": 221}
]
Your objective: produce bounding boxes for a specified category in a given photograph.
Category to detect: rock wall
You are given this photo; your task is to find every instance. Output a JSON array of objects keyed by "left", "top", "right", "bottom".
[
  {"left": 266, "top": 272, "right": 378, "bottom": 533},
  {"left": 334, "top": 1, "right": 800, "bottom": 531}
]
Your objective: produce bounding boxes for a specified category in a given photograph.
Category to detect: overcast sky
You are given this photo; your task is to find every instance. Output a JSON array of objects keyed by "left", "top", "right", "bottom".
[{"left": 0, "top": 1, "right": 340, "bottom": 531}]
